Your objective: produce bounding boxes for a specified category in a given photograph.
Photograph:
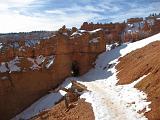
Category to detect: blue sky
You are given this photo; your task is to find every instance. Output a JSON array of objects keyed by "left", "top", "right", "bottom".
[{"left": 0, "top": 0, "right": 160, "bottom": 33}]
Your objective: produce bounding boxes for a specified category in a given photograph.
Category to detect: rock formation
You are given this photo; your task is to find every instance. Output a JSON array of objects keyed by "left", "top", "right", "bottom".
[{"left": 0, "top": 26, "right": 106, "bottom": 120}]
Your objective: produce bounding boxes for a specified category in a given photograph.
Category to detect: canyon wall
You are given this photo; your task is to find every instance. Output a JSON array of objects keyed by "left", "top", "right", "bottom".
[{"left": 0, "top": 27, "right": 106, "bottom": 120}]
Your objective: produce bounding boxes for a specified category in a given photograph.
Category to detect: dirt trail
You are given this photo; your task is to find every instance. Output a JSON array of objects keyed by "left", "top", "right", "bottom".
[{"left": 86, "top": 82, "right": 127, "bottom": 120}]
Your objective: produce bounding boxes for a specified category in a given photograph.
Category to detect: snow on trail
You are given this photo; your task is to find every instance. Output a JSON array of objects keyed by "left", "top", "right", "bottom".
[
  {"left": 80, "top": 33, "right": 160, "bottom": 120},
  {"left": 80, "top": 66, "right": 150, "bottom": 120}
]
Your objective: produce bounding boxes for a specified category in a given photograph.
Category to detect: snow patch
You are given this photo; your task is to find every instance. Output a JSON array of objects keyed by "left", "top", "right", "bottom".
[
  {"left": 120, "top": 33, "right": 160, "bottom": 57},
  {"left": 45, "top": 56, "right": 55, "bottom": 69},
  {"left": 1, "top": 76, "right": 8, "bottom": 80},
  {"left": 106, "top": 43, "right": 120, "bottom": 51},
  {"left": 8, "top": 57, "right": 21, "bottom": 73},
  {"left": 19, "top": 46, "right": 26, "bottom": 52},
  {"left": 63, "top": 32, "right": 68, "bottom": 36},
  {"left": 71, "top": 31, "right": 82, "bottom": 37},
  {"left": 0, "top": 57, "right": 21, "bottom": 73},
  {"left": 12, "top": 92, "right": 63, "bottom": 120},
  {"left": 42, "top": 36, "right": 50, "bottom": 39},
  {"left": 89, "top": 37, "right": 99, "bottom": 43},
  {"left": 36, "top": 55, "right": 46, "bottom": 65},
  {"left": 88, "top": 28, "right": 102, "bottom": 34},
  {"left": 0, "top": 62, "right": 8, "bottom": 72},
  {"left": 79, "top": 30, "right": 86, "bottom": 33},
  {"left": 0, "top": 43, "right": 3, "bottom": 49},
  {"left": 27, "top": 55, "right": 55, "bottom": 70},
  {"left": 27, "top": 58, "right": 41, "bottom": 70}
]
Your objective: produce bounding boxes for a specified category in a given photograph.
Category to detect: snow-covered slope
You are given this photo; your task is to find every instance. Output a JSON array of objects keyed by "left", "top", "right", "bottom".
[
  {"left": 12, "top": 92, "right": 63, "bottom": 120},
  {"left": 12, "top": 78, "right": 75, "bottom": 120},
  {"left": 13, "top": 33, "right": 160, "bottom": 120},
  {"left": 0, "top": 57, "right": 21, "bottom": 73},
  {"left": 79, "top": 33, "right": 160, "bottom": 120}
]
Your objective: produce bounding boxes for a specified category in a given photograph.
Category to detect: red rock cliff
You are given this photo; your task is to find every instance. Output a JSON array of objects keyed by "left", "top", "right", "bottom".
[{"left": 0, "top": 26, "right": 106, "bottom": 120}]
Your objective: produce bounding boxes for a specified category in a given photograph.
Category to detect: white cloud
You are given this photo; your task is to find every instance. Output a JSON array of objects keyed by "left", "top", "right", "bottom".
[
  {"left": 0, "top": 0, "right": 52, "bottom": 33},
  {"left": 0, "top": 0, "right": 159, "bottom": 33},
  {"left": 0, "top": 3, "right": 100, "bottom": 33},
  {"left": 0, "top": 1, "right": 101, "bottom": 33},
  {"left": 97, "top": 1, "right": 121, "bottom": 12},
  {"left": 0, "top": 13, "right": 54, "bottom": 33},
  {"left": 82, "top": 5, "right": 105, "bottom": 12},
  {"left": 45, "top": 10, "right": 66, "bottom": 15},
  {"left": 0, "top": 0, "right": 35, "bottom": 6},
  {"left": 0, "top": 4, "right": 9, "bottom": 12}
]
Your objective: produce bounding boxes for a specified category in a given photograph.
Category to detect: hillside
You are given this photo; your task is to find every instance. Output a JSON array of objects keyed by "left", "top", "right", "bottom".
[
  {"left": 117, "top": 41, "right": 160, "bottom": 119},
  {"left": 13, "top": 33, "right": 160, "bottom": 120}
]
